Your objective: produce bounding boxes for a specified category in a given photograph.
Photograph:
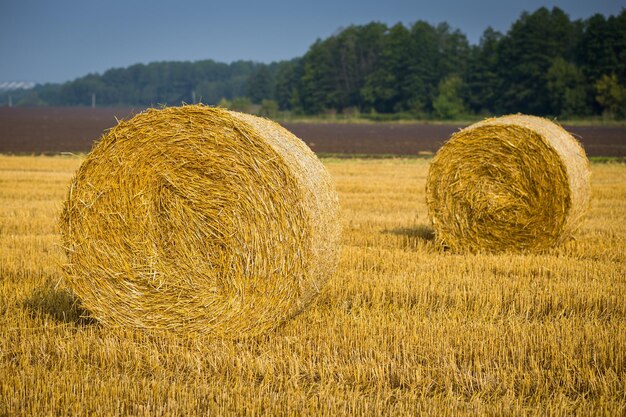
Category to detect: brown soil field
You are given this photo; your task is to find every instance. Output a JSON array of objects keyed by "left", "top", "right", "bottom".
[{"left": 1, "top": 107, "right": 625, "bottom": 156}]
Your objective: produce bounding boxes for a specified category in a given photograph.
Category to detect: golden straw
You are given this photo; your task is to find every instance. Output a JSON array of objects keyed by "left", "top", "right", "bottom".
[
  {"left": 60, "top": 104, "right": 341, "bottom": 338},
  {"left": 426, "top": 114, "right": 590, "bottom": 253}
]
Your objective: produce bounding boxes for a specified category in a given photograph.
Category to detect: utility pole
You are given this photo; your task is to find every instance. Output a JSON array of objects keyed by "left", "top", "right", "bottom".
[
  {"left": 192, "top": 90, "right": 196, "bottom": 104},
  {"left": 8, "top": 95, "right": 12, "bottom": 107},
  {"left": 91, "top": 93, "right": 96, "bottom": 108}
]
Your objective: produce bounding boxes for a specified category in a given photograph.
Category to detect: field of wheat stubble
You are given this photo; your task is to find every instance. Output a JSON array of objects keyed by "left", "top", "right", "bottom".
[{"left": 0, "top": 155, "right": 624, "bottom": 416}]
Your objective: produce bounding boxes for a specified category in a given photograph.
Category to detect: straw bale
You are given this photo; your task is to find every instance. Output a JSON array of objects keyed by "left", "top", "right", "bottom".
[
  {"left": 426, "top": 114, "right": 590, "bottom": 252},
  {"left": 60, "top": 105, "right": 340, "bottom": 338}
]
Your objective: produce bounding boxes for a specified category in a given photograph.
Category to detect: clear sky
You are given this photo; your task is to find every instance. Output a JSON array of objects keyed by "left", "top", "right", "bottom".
[{"left": 1, "top": 0, "right": 624, "bottom": 84}]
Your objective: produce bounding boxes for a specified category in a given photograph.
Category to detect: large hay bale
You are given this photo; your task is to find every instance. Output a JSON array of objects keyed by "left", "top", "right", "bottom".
[
  {"left": 60, "top": 105, "right": 340, "bottom": 338},
  {"left": 426, "top": 114, "right": 590, "bottom": 252}
]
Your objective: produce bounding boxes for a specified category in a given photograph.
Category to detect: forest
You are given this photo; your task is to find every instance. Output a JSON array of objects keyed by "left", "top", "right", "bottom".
[{"left": 3, "top": 7, "right": 626, "bottom": 120}]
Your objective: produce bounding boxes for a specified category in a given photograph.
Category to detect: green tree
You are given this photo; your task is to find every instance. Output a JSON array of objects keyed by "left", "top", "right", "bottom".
[
  {"left": 229, "top": 96, "right": 252, "bottom": 113},
  {"left": 298, "top": 23, "right": 387, "bottom": 113},
  {"left": 258, "top": 99, "right": 279, "bottom": 118},
  {"left": 577, "top": 11, "right": 626, "bottom": 84},
  {"left": 435, "top": 23, "right": 471, "bottom": 78},
  {"left": 332, "top": 23, "right": 387, "bottom": 110},
  {"left": 35, "top": 83, "right": 63, "bottom": 106},
  {"left": 288, "top": 88, "right": 303, "bottom": 115},
  {"left": 247, "top": 65, "right": 273, "bottom": 103},
  {"left": 60, "top": 73, "right": 104, "bottom": 106},
  {"left": 465, "top": 28, "right": 502, "bottom": 114},
  {"left": 432, "top": 75, "right": 466, "bottom": 119},
  {"left": 196, "top": 80, "right": 229, "bottom": 105},
  {"left": 362, "top": 23, "right": 412, "bottom": 113},
  {"left": 403, "top": 21, "right": 440, "bottom": 114},
  {"left": 274, "top": 59, "right": 302, "bottom": 111},
  {"left": 217, "top": 97, "right": 231, "bottom": 108},
  {"left": 546, "top": 58, "right": 590, "bottom": 117},
  {"left": 362, "top": 21, "right": 443, "bottom": 115},
  {"left": 496, "top": 7, "right": 579, "bottom": 114},
  {"left": 299, "top": 39, "right": 338, "bottom": 113},
  {"left": 16, "top": 90, "right": 47, "bottom": 106},
  {"left": 595, "top": 74, "right": 626, "bottom": 118}
]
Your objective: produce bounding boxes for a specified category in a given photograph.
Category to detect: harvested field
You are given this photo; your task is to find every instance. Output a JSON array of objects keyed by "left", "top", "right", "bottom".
[
  {"left": 1, "top": 107, "right": 625, "bottom": 156},
  {"left": 1, "top": 155, "right": 625, "bottom": 415}
]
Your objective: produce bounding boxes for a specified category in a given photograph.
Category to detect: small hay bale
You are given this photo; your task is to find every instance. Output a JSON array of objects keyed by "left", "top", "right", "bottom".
[
  {"left": 60, "top": 105, "right": 340, "bottom": 338},
  {"left": 426, "top": 114, "right": 590, "bottom": 252}
]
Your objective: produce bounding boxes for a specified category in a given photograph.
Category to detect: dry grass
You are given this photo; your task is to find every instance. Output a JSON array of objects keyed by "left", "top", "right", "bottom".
[
  {"left": 60, "top": 105, "right": 340, "bottom": 338},
  {"left": 427, "top": 115, "right": 591, "bottom": 253},
  {"left": 1, "top": 155, "right": 625, "bottom": 416}
]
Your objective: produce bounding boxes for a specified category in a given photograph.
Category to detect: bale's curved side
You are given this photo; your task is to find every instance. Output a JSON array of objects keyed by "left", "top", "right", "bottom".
[
  {"left": 230, "top": 112, "right": 340, "bottom": 313},
  {"left": 60, "top": 105, "right": 340, "bottom": 338},
  {"left": 426, "top": 114, "right": 590, "bottom": 252}
]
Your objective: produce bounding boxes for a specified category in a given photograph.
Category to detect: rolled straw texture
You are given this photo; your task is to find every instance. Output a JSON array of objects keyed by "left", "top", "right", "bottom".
[
  {"left": 426, "top": 114, "right": 590, "bottom": 253},
  {"left": 60, "top": 105, "right": 340, "bottom": 338}
]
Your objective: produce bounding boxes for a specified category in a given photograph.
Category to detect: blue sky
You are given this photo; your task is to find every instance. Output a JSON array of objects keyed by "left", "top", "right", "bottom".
[{"left": 0, "top": 0, "right": 624, "bottom": 84}]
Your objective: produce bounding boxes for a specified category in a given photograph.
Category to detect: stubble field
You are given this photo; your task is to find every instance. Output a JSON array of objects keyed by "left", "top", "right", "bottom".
[{"left": 0, "top": 155, "right": 625, "bottom": 416}]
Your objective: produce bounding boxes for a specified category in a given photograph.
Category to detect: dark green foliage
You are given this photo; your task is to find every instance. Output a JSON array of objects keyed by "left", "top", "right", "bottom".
[
  {"left": 247, "top": 66, "right": 274, "bottom": 104},
  {"left": 258, "top": 99, "right": 279, "bottom": 118},
  {"left": 298, "top": 39, "right": 339, "bottom": 114},
  {"left": 1, "top": 7, "right": 625, "bottom": 119},
  {"left": 273, "top": 59, "right": 303, "bottom": 111},
  {"left": 546, "top": 58, "right": 590, "bottom": 118},
  {"left": 360, "top": 21, "right": 470, "bottom": 117},
  {"left": 465, "top": 28, "right": 502, "bottom": 114},
  {"left": 433, "top": 75, "right": 466, "bottom": 119},
  {"left": 361, "top": 23, "right": 413, "bottom": 113},
  {"left": 16, "top": 90, "right": 47, "bottom": 106},
  {"left": 595, "top": 74, "right": 626, "bottom": 118},
  {"left": 577, "top": 13, "right": 626, "bottom": 84},
  {"left": 297, "top": 23, "right": 388, "bottom": 114},
  {"left": 2, "top": 60, "right": 263, "bottom": 107},
  {"left": 495, "top": 7, "right": 581, "bottom": 115}
]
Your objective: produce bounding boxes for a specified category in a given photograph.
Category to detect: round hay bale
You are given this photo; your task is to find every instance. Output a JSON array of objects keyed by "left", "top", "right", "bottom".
[
  {"left": 426, "top": 114, "right": 590, "bottom": 253},
  {"left": 60, "top": 105, "right": 340, "bottom": 338}
]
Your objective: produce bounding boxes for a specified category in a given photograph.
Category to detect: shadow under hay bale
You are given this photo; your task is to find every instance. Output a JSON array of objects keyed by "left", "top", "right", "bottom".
[
  {"left": 24, "top": 283, "right": 95, "bottom": 326},
  {"left": 382, "top": 225, "right": 435, "bottom": 251},
  {"left": 60, "top": 105, "right": 341, "bottom": 338},
  {"left": 426, "top": 114, "right": 591, "bottom": 253},
  {"left": 384, "top": 225, "right": 435, "bottom": 241}
]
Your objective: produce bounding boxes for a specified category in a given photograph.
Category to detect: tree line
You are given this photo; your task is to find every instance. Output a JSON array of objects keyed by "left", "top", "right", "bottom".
[{"left": 4, "top": 7, "right": 626, "bottom": 119}]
